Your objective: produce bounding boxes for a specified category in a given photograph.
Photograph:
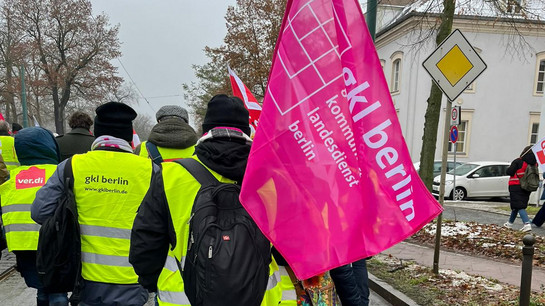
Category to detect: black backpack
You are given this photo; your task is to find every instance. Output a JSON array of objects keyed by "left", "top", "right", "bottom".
[
  {"left": 176, "top": 158, "right": 271, "bottom": 306},
  {"left": 36, "top": 158, "right": 81, "bottom": 293},
  {"left": 520, "top": 163, "right": 540, "bottom": 192}
]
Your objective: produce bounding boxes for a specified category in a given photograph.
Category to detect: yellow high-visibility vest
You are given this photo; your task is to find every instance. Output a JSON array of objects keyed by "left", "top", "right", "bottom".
[
  {"left": 139, "top": 141, "right": 195, "bottom": 163},
  {"left": 157, "top": 157, "right": 288, "bottom": 306},
  {"left": 72, "top": 151, "right": 152, "bottom": 284},
  {"left": 0, "top": 164, "right": 56, "bottom": 251},
  {"left": 0, "top": 136, "right": 20, "bottom": 171}
]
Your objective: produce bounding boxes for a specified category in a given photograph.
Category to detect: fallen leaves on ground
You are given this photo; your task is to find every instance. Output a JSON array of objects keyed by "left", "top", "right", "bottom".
[
  {"left": 410, "top": 220, "right": 545, "bottom": 267},
  {"left": 369, "top": 254, "right": 530, "bottom": 305},
  {"left": 368, "top": 220, "right": 545, "bottom": 305}
]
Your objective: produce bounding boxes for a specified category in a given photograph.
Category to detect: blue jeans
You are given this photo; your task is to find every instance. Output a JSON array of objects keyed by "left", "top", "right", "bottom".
[
  {"left": 509, "top": 209, "right": 530, "bottom": 224},
  {"left": 330, "top": 259, "right": 369, "bottom": 306},
  {"left": 14, "top": 251, "right": 68, "bottom": 305}
]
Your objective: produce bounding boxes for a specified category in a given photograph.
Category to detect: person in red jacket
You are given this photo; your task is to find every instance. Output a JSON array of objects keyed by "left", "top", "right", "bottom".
[{"left": 504, "top": 145, "right": 537, "bottom": 232}]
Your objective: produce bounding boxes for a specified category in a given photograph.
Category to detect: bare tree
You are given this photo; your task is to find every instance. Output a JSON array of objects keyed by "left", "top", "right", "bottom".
[{"left": 7, "top": 0, "right": 122, "bottom": 134}]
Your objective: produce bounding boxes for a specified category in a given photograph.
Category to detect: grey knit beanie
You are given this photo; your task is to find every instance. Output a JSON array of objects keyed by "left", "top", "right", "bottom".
[{"left": 156, "top": 105, "right": 189, "bottom": 123}]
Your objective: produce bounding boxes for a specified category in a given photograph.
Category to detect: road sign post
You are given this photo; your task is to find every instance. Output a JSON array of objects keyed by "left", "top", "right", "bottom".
[{"left": 423, "top": 29, "right": 487, "bottom": 275}]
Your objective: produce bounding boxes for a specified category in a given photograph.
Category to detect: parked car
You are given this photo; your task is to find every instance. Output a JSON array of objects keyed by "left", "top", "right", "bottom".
[
  {"left": 432, "top": 161, "right": 511, "bottom": 201},
  {"left": 413, "top": 160, "right": 465, "bottom": 178}
]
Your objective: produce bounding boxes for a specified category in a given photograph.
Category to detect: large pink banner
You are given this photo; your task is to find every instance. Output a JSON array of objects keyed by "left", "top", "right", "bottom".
[{"left": 240, "top": 0, "right": 442, "bottom": 279}]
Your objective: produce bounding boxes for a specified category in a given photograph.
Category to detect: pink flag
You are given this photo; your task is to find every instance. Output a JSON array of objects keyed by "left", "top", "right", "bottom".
[
  {"left": 228, "top": 66, "right": 262, "bottom": 135},
  {"left": 240, "top": 0, "right": 442, "bottom": 279}
]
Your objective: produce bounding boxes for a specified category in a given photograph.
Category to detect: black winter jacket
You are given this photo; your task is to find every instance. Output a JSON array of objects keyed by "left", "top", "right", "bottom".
[{"left": 506, "top": 150, "right": 537, "bottom": 210}]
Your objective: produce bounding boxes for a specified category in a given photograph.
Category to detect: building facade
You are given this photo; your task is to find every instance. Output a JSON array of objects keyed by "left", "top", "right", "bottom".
[{"left": 373, "top": 0, "right": 545, "bottom": 163}]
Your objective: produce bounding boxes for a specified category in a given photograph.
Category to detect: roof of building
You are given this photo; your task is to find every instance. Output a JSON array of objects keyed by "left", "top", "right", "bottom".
[{"left": 379, "top": 0, "right": 545, "bottom": 35}]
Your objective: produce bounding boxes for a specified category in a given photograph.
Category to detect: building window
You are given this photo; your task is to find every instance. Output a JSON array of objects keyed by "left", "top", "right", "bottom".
[
  {"left": 390, "top": 52, "right": 403, "bottom": 95},
  {"left": 529, "top": 112, "right": 540, "bottom": 145},
  {"left": 391, "top": 59, "right": 400, "bottom": 92},
  {"left": 536, "top": 57, "right": 545, "bottom": 95},
  {"left": 505, "top": 0, "right": 522, "bottom": 13}
]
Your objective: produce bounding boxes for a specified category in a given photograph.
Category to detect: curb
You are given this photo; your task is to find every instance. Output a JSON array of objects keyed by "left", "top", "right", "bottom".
[{"left": 368, "top": 272, "right": 419, "bottom": 306}]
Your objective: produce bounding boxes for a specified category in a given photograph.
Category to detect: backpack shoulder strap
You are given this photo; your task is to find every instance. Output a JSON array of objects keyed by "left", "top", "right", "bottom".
[
  {"left": 175, "top": 158, "right": 219, "bottom": 187},
  {"left": 63, "top": 157, "right": 74, "bottom": 190},
  {"left": 146, "top": 141, "right": 164, "bottom": 165}
]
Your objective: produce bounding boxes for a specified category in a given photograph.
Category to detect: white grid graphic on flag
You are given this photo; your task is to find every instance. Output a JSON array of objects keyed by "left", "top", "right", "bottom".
[{"left": 270, "top": 0, "right": 353, "bottom": 115}]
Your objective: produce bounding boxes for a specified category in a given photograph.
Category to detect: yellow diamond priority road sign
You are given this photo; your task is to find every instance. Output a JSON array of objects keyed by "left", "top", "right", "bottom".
[{"left": 423, "top": 29, "right": 487, "bottom": 101}]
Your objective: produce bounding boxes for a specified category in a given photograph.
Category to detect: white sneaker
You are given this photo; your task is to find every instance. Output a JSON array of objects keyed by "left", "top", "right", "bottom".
[
  {"left": 521, "top": 224, "right": 532, "bottom": 232},
  {"left": 503, "top": 222, "right": 513, "bottom": 229}
]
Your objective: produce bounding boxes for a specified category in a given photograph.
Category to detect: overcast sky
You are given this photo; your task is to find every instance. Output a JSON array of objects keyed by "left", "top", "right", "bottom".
[{"left": 91, "top": 0, "right": 236, "bottom": 120}]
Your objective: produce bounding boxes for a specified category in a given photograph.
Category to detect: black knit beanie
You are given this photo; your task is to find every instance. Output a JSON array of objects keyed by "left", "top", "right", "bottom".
[
  {"left": 93, "top": 102, "right": 137, "bottom": 143},
  {"left": 202, "top": 94, "right": 250, "bottom": 136}
]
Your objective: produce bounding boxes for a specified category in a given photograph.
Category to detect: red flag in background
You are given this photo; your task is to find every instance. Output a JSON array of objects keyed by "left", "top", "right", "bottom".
[
  {"left": 228, "top": 66, "right": 262, "bottom": 135},
  {"left": 132, "top": 128, "right": 141, "bottom": 150}
]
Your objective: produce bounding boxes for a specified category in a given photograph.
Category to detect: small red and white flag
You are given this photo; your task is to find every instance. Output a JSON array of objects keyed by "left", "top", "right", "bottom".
[
  {"left": 228, "top": 66, "right": 262, "bottom": 135},
  {"left": 132, "top": 129, "right": 141, "bottom": 150},
  {"left": 532, "top": 137, "right": 545, "bottom": 171}
]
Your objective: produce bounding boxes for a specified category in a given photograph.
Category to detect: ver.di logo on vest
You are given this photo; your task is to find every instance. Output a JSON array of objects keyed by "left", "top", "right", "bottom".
[{"left": 16, "top": 167, "right": 46, "bottom": 189}]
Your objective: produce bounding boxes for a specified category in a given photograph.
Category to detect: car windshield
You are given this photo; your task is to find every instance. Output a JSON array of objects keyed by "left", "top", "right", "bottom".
[{"left": 448, "top": 163, "right": 480, "bottom": 175}]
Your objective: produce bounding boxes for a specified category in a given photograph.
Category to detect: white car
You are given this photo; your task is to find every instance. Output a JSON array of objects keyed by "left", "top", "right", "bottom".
[{"left": 432, "top": 161, "right": 511, "bottom": 201}]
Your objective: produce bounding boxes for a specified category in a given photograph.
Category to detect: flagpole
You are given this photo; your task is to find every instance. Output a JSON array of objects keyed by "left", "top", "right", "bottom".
[{"left": 20, "top": 64, "right": 28, "bottom": 128}]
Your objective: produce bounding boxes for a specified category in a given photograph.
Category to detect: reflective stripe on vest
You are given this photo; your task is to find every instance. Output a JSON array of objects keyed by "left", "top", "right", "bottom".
[
  {"left": 1, "top": 203, "right": 32, "bottom": 213},
  {"left": 4, "top": 223, "right": 41, "bottom": 232},
  {"left": 0, "top": 165, "right": 56, "bottom": 251},
  {"left": 157, "top": 255, "right": 190, "bottom": 306},
  {"left": 0, "top": 136, "right": 19, "bottom": 171},
  {"left": 81, "top": 252, "right": 133, "bottom": 267},
  {"left": 73, "top": 151, "right": 152, "bottom": 284},
  {"left": 279, "top": 267, "right": 297, "bottom": 304},
  {"left": 80, "top": 224, "right": 131, "bottom": 239}
]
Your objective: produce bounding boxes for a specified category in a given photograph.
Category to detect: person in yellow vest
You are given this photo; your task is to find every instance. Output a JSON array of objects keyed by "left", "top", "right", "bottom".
[
  {"left": 32, "top": 102, "right": 158, "bottom": 306},
  {"left": 0, "top": 120, "right": 20, "bottom": 171},
  {"left": 134, "top": 105, "right": 197, "bottom": 164},
  {"left": 129, "top": 94, "right": 296, "bottom": 305},
  {"left": 0, "top": 127, "right": 68, "bottom": 306}
]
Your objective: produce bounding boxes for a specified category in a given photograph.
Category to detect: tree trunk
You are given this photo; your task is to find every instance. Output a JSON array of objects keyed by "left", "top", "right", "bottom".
[
  {"left": 53, "top": 87, "right": 64, "bottom": 134},
  {"left": 418, "top": 0, "right": 455, "bottom": 191}
]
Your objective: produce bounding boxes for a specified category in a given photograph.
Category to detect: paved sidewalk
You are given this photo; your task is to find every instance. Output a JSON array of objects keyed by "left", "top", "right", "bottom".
[{"left": 383, "top": 241, "right": 545, "bottom": 291}]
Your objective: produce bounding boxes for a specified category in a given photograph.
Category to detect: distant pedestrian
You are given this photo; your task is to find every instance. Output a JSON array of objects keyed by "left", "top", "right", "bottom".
[
  {"left": 504, "top": 145, "right": 536, "bottom": 232},
  {"left": 11, "top": 122, "right": 23, "bottom": 134},
  {"left": 134, "top": 105, "right": 197, "bottom": 163},
  {"left": 0, "top": 127, "right": 67, "bottom": 306},
  {"left": 0, "top": 120, "right": 19, "bottom": 171},
  {"left": 56, "top": 111, "right": 95, "bottom": 161},
  {"left": 32, "top": 102, "right": 157, "bottom": 306}
]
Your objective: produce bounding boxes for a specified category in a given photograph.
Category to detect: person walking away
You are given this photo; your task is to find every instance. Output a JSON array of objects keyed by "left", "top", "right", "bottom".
[
  {"left": 56, "top": 111, "right": 95, "bottom": 161},
  {"left": 0, "top": 127, "right": 68, "bottom": 306},
  {"left": 504, "top": 145, "right": 536, "bottom": 232},
  {"left": 32, "top": 102, "right": 157, "bottom": 306},
  {"left": 129, "top": 94, "right": 291, "bottom": 306},
  {"left": 11, "top": 122, "right": 23, "bottom": 135},
  {"left": 135, "top": 105, "right": 197, "bottom": 163},
  {"left": 0, "top": 120, "right": 19, "bottom": 171}
]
